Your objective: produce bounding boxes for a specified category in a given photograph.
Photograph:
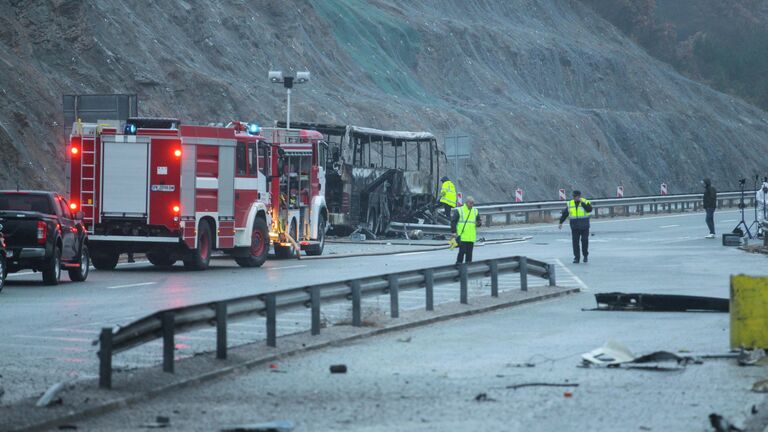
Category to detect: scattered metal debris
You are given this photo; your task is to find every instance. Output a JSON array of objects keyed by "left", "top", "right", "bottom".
[
  {"left": 738, "top": 349, "right": 767, "bottom": 366},
  {"left": 220, "top": 420, "right": 295, "bottom": 432},
  {"left": 590, "top": 292, "right": 728, "bottom": 312},
  {"left": 581, "top": 341, "right": 696, "bottom": 370},
  {"left": 36, "top": 382, "right": 65, "bottom": 408},
  {"left": 506, "top": 362, "right": 536, "bottom": 368},
  {"left": 474, "top": 393, "right": 496, "bottom": 402},
  {"left": 506, "top": 382, "right": 579, "bottom": 390},
  {"left": 330, "top": 364, "right": 347, "bottom": 374},
  {"left": 142, "top": 416, "right": 170, "bottom": 429},
  {"left": 397, "top": 336, "right": 412, "bottom": 343}
]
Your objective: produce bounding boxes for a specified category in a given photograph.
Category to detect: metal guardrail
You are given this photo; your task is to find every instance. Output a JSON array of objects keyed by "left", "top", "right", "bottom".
[
  {"left": 474, "top": 191, "right": 751, "bottom": 226},
  {"left": 96, "top": 255, "right": 556, "bottom": 389}
]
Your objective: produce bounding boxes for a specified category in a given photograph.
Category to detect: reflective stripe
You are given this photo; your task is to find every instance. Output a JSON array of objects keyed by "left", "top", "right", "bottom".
[
  {"left": 456, "top": 205, "right": 478, "bottom": 243},
  {"left": 567, "top": 199, "right": 591, "bottom": 219}
]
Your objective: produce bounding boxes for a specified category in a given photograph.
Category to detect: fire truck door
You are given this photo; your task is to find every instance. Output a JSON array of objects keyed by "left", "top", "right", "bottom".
[{"left": 101, "top": 136, "right": 150, "bottom": 216}]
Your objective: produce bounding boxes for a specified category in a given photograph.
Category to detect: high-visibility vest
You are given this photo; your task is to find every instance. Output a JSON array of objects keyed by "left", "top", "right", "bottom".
[
  {"left": 456, "top": 205, "right": 478, "bottom": 243},
  {"left": 567, "top": 199, "right": 591, "bottom": 219},
  {"left": 440, "top": 181, "right": 457, "bottom": 207}
]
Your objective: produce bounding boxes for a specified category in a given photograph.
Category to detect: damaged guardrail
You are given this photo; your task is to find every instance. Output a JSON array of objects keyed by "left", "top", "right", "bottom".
[
  {"left": 475, "top": 191, "right": 748, "bottom": 226},
  {"left": 96, "top": 255, "right": 556, "bottom": 389}
]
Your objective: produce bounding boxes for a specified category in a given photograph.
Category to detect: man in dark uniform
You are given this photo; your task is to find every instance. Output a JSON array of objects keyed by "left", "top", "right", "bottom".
[{"left": 558, "top": 190, "right": 593, "bottom": 263}]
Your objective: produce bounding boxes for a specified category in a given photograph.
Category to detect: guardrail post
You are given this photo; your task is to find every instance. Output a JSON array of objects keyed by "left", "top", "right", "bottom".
[
  {"left": 667, "top": 203, "right": 672, "bottom": 213},
  {"left": 485, "top": 214, "right": 492, "bottom": 227},
  {"left": 98, "top": 328, "right": 113, "bottom": 389},
  {"left": 311, "top": 286, "right": 321, "bottom": 335},
  {"left": 519, "top": 256, "right": 528, "bottom": 291},
  {"left": 424, "top": 269, "right": 434, "bottom": 311},
  {"left": 524, "top": 212, "right": 530, "bottom": 223},
  {"left": 388, "top": 275, "right": 400, "bottom": 318},
  {"left": 505, "top": 213, "right": 512, "bottom": 225},
  {"left": 609, "top": 206, "right": 615, "bottom": 217},
  {"left": 547, "top": 263, "right": 557, "bottom": 286},
  {"left": 593, "top": 207, "right": 598, "bottom": 218},
  {"left": 351, "top": 280, "right": 362, "bottom": 327},
  {"left": 459, "top": 264, "right": 468, "bottom": 304},
  {"left": 490, "top": 260, "right": 499, "bottom": 297},
  {"left": 266, "top": 294, "right": 277, "bottom": 347},
  {"left": 216, "top": 303, "right": 227, "bottom": 360},
  {"left": 162, "top": 311, "right": 175, "bottom": 374}
]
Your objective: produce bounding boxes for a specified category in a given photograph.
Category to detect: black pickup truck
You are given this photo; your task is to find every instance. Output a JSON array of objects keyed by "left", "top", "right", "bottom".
[{"left": 0, "top": 191, "right": 90, "bottom": 285}]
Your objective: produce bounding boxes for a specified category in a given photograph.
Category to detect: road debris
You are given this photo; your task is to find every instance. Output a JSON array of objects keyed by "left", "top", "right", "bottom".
[
  {"left": 397, "top": 336, "right": 412, "bottom": 343},
  {"left": 220, "top": 420, "right": 295, "bottom": 432},
  {"left": 506, "top": 382, "right": 579, "bottom": 390},
  {"left": 590, "top": 293, "right": 728, "bottom": 312},
  {"left": 752, "top": 379, "right": 768, "bottom": 393},
  {"left": 36, "top": 382, "right": 65, "bottom": 408},
  {"left": 738, "top": 349, "right": 767, "bottom": 366},
  {"left": 563, "top": 391, "right": 573, "bottom": 398},
  {"left": 474, "top": 393, "right": 496, "bottom": 402},
  {"left": 141, "top": 416, "right": 170, "bottom": 428},
  {"left": 708, "top": 413, "right": 743, "bottom": 432},
  {"left": 581, "top": 341, "right": 695, "bottom": 370},
  {"left": 330, "top": 364, "right": 348, "bottom": 374},
  {"left": 506, "top": 362, "right": 536, "bottom": 368}
]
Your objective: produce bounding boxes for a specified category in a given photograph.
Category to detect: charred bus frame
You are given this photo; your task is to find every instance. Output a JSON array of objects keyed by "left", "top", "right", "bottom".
[{"left": 278, "top": 122, "right": 441, "bottom": 235}]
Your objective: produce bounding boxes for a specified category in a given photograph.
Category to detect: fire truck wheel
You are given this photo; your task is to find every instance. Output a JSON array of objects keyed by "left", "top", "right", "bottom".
[
  {"left": 92, "top": 251, "right": 119, "bottom": 270},
  {"left": 235, "top": 218, "right": 269, "bottom": 268},
  {"left": 305, "top": 216, "right": 326, "bottom": 256},
  {"left": 68, "top": 244, "right": 90, "bottom": 282},
  {"left": 147, "top": 252, "right": 176, "bottom": 267},
  {"left": 42, "top": 245, "right": 62, "bottom": 286},
  {"left": 184, "top": 221, "right": 212, "bottom": 271}
]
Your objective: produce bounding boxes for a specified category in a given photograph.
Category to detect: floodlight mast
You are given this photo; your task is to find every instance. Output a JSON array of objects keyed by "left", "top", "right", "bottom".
[{"left": 268, "top": 70, "right": 310, "bottom": 129}]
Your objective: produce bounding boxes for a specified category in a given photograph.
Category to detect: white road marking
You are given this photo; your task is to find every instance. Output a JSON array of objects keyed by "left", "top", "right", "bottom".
[
  {"left": 721, "top": 219, "right": 737, "bottom": 223},
  {"left": 12, "top": 335, "right": 91, "bottom": 342},
  {"left": 6, "top": 271, "right": 36, "bottom": 278},
  {"left": 395, "top": 251, "right": 428, "bottom": 257},
  {"left": 554, "top": 258, "right": 590, "bottom": 292},
  {"left": 106, "top": 282, "right": 157, "bottom": 290},
  {"left": 660, "top": 224, "right": 680, "bottom": 228},
  {"left": 268, "top": 265, "right": 307, "bottom": 270}
]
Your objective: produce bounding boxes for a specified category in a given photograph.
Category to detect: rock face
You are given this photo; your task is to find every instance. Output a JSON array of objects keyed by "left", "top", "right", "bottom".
[{"left": 0, "top": 0, "right": 766, "bottom": 200}]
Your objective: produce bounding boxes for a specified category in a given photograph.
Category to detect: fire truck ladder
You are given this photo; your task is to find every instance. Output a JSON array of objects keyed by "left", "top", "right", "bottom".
[{"left": 80, "top": 136, "right": 96, "bottom": 233}]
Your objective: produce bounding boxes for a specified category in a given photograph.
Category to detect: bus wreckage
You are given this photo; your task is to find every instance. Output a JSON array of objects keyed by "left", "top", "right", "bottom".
[{"left": 278, "top": 122, "right": 447, "bottom": 237}]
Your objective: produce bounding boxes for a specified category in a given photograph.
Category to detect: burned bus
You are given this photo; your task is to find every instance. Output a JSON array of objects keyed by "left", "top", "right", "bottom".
[{"left": 278, "top": 122, "right": 442, "bottom": 235}]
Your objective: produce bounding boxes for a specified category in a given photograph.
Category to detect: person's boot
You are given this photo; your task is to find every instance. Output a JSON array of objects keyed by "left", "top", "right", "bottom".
[
  {"left": 583, "top": 255, "right": 588, "bottom": 263},
  {"left": 572, "top": 257, "right": 580, "bottom": 264}
]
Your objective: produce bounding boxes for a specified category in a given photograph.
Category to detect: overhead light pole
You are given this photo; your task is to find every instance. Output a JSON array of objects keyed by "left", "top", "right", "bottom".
[{"left": 268, "top": 70, "right": 310, "bottom": 129}]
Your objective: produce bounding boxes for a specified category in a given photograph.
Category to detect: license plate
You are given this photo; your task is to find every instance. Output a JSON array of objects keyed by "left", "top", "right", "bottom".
[{"left": 151, "top": 185, "right": 175, "bottom": 192}]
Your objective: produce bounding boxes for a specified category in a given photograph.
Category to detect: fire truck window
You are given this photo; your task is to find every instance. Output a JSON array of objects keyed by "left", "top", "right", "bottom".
[
  {"left": 236, "top": 142, "right": 246, "bottom": 175},
  {"left": 248, "top": 142, "right": 259, "bottom": 176},
  {"left": 258, "top": 144, "right": 270, "bottom": 176}
]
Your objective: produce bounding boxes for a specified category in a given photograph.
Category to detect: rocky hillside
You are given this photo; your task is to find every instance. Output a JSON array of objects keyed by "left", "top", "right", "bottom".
[{"left": 1, "top": 0, "right": 767, "bottom": 201}]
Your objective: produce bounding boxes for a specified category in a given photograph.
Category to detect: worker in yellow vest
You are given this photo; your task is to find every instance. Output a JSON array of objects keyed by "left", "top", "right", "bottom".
[
  {"left": 558, "top": 190, "right": 593, "bottom": 263},
  {"left": 451, "top": 196, "right": 481, "bottom": 263},
  {"left": 439, "top": 176, "right": 457, "bottom": 218}
]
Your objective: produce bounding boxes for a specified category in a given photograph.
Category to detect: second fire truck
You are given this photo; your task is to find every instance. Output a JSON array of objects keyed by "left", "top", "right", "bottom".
[{"left": 68, "top": 118, "right": 328, "bottom": 270}]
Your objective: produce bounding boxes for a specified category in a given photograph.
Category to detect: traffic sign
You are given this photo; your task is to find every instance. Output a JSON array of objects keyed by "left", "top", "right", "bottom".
[
  {"left": 617, "top": 185, "right": 624, "bottom": 198},
  {"left": 660, "top": 183, "right": 668, "bottom": 196},
  {"left": 558, "top": 189, "right": 566, "bottom": 201},
  {"left": 515, "top": 188, "right": 524, "bottom": 202}
]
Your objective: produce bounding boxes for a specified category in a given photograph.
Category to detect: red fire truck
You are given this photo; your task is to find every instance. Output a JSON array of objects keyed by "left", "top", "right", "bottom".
[{"left": 67, "top": 118, "right": 327, "bottom": 270}]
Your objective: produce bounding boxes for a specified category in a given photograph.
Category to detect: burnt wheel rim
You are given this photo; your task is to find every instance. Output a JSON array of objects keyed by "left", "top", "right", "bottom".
[{"left": 251, "top": 228, "right": 265, "bottom": 257}]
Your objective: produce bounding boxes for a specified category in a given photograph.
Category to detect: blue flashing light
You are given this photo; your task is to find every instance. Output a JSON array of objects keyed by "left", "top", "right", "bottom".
[
  {"left": 124, "top": 123, "right": 137, "bottom": 135},
  {"left": 247, "top": 123, "right": 260, "bottom": 135}
]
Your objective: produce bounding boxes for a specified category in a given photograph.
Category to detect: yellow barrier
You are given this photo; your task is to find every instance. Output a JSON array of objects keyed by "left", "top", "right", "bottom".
[{"left": 731, "top": 275, "right": 768, "bottom": 349}]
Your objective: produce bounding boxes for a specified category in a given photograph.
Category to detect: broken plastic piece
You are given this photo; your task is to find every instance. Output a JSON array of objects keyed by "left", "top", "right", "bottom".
[
  {"left": 330, "top": 364, "right": 347, "bottom": 373},
  {"left": 220, "top": 420, "right": 295, "bottom": 432}
]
